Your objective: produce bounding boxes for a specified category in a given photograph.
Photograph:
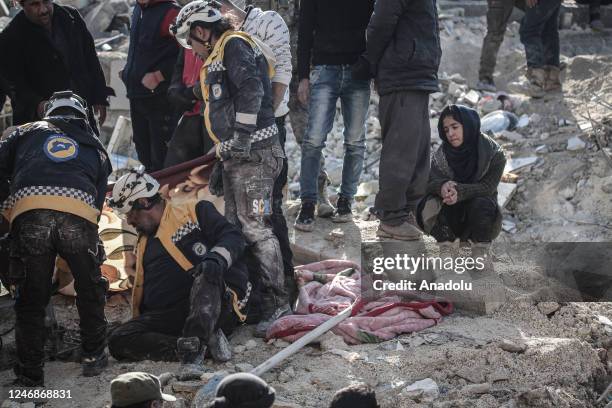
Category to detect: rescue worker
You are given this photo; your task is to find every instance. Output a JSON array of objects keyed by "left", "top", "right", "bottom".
[
  {"left": 170, "top": 0, "right": 288, "bottom": 337},
  {"left": 107, "top": 170, "right": 252, "bottom": 379},
  {"left": 0, "top": 91, "right": 112, "bottom": 386}
]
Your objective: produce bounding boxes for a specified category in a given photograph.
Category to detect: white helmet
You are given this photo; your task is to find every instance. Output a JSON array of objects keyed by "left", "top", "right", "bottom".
[
  {"left": 44, "top": 90, "right": 89, "bottom": 119},
  {"left": 171, "top": 0, "right": 223, "bottom": 49},
  {"left": 108, "top": 168, "right": 160, "bottom": 214}
]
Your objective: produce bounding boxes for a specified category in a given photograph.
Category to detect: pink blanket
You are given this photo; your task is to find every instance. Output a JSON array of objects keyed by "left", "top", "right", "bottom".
[{"left": 267, "top": 260, "right": 453, "bottom": 344}]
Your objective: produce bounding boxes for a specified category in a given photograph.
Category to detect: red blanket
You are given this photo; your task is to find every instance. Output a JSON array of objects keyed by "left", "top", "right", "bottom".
[{"left": 267, "top": 260, "right": 453, "bottom": 344}]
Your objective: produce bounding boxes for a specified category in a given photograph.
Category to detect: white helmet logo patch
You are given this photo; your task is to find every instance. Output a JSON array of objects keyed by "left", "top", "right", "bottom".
[{"left": 192, "top": 242, "right": 207, "bottom": 257}]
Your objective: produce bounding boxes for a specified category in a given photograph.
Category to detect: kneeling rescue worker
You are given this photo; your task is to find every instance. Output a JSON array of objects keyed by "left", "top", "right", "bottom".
[{"left": 107, "top": 169, "right": 253, "bottom": 379}]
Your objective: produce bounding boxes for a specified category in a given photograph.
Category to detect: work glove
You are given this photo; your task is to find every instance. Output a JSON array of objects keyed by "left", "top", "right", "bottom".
[
  {"left": 209, "top": 160, "right": 224, "bottom": 197},
  {"left": 193, "top": 80, "right": 204, "bottom": 101},
  {"left": 230, "top": 131, "right": 251, "bottom": 161},
  {"left": 168, "top": 86, "right": 197, "bottom": 112},
  {"left": 190, "top": 252, "right": 228, "bottom": 284},
  {"left": 351, "top": 55, "right": 374, "bottom": 81}
]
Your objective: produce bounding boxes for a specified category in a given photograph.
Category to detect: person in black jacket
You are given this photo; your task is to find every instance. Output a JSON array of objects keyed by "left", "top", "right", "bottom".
[
  {"left": 0, "top": 0, "right": 113, "bottom": 133},
  {"left": 0, "top": 91, "right": 112, "bottom": 387},
  {"left": 417, "top": 105, "right": 505, "bottom": 244},
  {"left": 107, "top": 170, "right": 251, "bottom": 380},
  {"left": 122, "top": 0, "right": 181, "bottom": 172},
  {"left": 362, "top": 0, "right": 441, "bottom": 241}
]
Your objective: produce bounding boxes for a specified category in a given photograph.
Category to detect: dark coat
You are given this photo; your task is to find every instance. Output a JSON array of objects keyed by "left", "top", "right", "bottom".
[
  {"left": 0, "top": 4, "right": 113, "bottom": 125},
  {"left": 365, "top": 0, "right": 441, "bottom": 95}
]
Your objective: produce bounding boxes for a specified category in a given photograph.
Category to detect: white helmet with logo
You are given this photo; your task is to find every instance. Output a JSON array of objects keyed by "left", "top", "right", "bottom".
[
  {"left": 170, "top": 0, "right": 223, "bottom": 49},
  {"left": 108, "top": 168, "right": 160, "bottom": 214},
  {"left": 44, "top": 90, "right": 89, "bottom": 119}
]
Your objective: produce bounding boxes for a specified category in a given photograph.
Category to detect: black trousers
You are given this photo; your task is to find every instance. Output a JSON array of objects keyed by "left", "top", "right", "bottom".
[
  {"left": 375, "top": 91, "right": 431, "bottom": 225},
  {"left": 10, "top": 210, "right": 107, "bottom": 383},
  {"left": 163, "top": 114, "right": 215, "bottom": 168},
  {"left": 271, "top": 115, "right": 294, "bottom": 279},
  {"left": 418, "top": 195, "right": 502, "bottom": 242},
  {"left": 130, "top": 94, "right": 180, "bottom": 172},
  {"left": 108, "top": 275, "right": 238, "bottom": 362}
]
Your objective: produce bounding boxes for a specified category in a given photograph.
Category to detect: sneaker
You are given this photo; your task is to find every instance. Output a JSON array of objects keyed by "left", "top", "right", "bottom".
[
  {"left": 82, "top": 349, "right": 108, "bottom": 377},
  {"left": 294, "top": 201, "right": 316, "bottom": 232},
  {"left": 475, "top": 79, "right": 496, "bottom": 92},
  {"left": 317, "top": 177, "right": 335, "bottom": 218},
  {"left": 377, "top": 219, "right": 422, "bottom": 241},
  {"left": 254, "top": 303, "right": 292, "bottom": 338},
  {"left": 177, "top": 337, "right": 207, "bottom": 380},
  {"left": 207, "top": 329, "right": 232, "bottom": 363},
  {"left": 331, "top": 196, "right": 352, "bottom": 223}
]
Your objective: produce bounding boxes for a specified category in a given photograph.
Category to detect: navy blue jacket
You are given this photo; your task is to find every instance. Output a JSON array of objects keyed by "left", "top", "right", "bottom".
[
  {"left": 122, "top": 0, "right": 180, "bottom": 98},
  {"left": 0, "top": 118, "right": 112, "bottom": 225}
]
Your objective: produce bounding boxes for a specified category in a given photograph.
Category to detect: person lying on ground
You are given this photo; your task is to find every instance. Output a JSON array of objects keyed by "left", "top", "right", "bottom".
[
  {"left": 417, "top": 104, "right": 506, "bottom": 246},
  {"left": 107, "top": 170, "right": 254, "bottom": 380}
]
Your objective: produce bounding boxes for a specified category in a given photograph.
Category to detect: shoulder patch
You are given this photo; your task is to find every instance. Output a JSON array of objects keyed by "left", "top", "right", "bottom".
[{"left": 43, "top": 134, "right": 79, "bottom": 162}]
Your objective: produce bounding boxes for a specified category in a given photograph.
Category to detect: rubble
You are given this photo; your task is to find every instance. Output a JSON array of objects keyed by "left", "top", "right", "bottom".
[{"left": 567, "top": 135, "right": 587, "bottom": 151}]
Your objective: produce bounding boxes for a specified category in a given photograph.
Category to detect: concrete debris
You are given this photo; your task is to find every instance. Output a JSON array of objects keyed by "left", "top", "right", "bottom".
[
  {"left": 497, "top": 182, "right": 518, "bottom": 209},
  {"left": 505, "top": 157, "right": 539, "bottom": 173},
  {"left": 535, "top": 145, "right": 549, "bottom": 154},
  {"left": 245, "top": 339, "right": 258, "bottom": 350},
  {"left": 498, "top": 130, "right": 524, "bottom": 142},
  {"left": 233, "top": 345, "right": 246, "bottom": 353},
  {"left": 517, "top": 114, "right": 530, "bottom": 128},
  {"left": 537, "top": 302, "right": 561, "bottom": 315},
  {"left": 502, "top": 218, "right": 517, "bottom": 233},
  {"left": 463, "top": 89, "right": 481, "bottom": 106},
  {"left": 488, "top": 368, "right": 511, "bottom": 383},
  {"left": 402, "top": 378, "right": 440, "bottom": 401},
  {"left": 172, "top": 381, "right": 204, "bottom": 393},
  {"left": 235, "top": 363, "right": 255, "bottom": 372},
  {"left": 567, "top": 136, "right": 587, "bottom": 151},
  {"left": 601, "top": 176, "right": 612, "bottom": 194},
  {"left": 462, "top": 383, "right": 491, "bottom": 395},
  {"left": 498, "top": 339, "right": 528, "bottom": 353}
]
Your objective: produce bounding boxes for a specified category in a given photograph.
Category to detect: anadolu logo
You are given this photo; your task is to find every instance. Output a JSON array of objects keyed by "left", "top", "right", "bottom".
[{"left": 44, "top": 134, "right": 79, "bottom": 162}]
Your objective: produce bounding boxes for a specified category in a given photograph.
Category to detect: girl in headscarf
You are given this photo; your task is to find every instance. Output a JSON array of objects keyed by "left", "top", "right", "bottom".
[{"left": 417, "top": 104, "right": 506, "bottom": 244}]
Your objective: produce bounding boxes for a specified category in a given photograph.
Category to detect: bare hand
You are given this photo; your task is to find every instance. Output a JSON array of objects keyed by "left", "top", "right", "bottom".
[
  {"left": 37, "top": 100, "right": 48, "bottom": 118},
  {"left": 94, "top": 105, "right": 107, "bottom": 126},
  {"left": 298, "top": 78, "right": 310, "bottom": 107},
  {"left": 142, "top": 71, "right": 164, "bottom": 91},
  {"left": 526, "top": 0, "right": 538, "bottom": 8},
  {"left": 443, "top": 188, "right": 458, "bottom": 205},
  {"left": 440, "top": 180, "right": 456, "bottom": 198}
]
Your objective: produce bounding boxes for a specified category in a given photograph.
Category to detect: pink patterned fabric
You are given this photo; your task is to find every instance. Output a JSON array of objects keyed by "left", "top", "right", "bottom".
[{"left": 267, "top": 260, "right": 453, "bottom": 344}]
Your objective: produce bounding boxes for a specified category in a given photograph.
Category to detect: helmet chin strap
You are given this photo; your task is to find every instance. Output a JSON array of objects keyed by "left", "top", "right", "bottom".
[{"left": 190, "top": 33, "right": 213, "bottom": 52}]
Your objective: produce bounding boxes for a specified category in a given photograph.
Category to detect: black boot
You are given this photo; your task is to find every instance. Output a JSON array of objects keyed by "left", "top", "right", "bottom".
[
  {"left": 82, "top": 349, "right": 108, "bottom": 377},
  {"left": 331, "top": 196, "right": 352, "bottom": 223},
  {"left": 177, "top": 337, "right": 207, "bottom": 380},
  {"left": 207, "top": 329, "right": 232, "bottom": 363},
  {"left": 294, "top": 201, "right": 316, "bottom": 232}
]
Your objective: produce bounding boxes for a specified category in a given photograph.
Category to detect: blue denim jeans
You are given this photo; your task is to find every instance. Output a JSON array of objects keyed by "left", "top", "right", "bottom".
[
  {"left": 299, "top": 65, "right": 371, "bottom": 203},
  {"left": 519, "top": 0, "right": 561, "bottom": 68}
]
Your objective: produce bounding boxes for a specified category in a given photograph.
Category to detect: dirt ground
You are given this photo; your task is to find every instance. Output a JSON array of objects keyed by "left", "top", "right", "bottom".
[{"left": 1, "top": 12, "right": 612, "bottom": 408}]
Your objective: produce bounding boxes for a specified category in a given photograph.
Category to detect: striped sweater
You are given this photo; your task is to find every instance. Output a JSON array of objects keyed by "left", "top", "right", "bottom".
[{"left": 241, "top": 6, "right": 292, "bottom": 117}]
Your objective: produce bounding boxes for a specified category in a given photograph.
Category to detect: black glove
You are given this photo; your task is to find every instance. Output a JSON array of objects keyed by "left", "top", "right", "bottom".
[
  {"left": 168, "top": 86, "right": 197, "bottom": 112},
  {"left": 190, "top": 251, "right": 228, "bottom": 284},
  {"left": 209, "top": 160, "right": 224, "bottom": 197},
  {"left": 230, "top": 131, "right": 251, "bottom": 161},
  {"left": 351, "top": 55, "right": 374, "bottom": 81}
]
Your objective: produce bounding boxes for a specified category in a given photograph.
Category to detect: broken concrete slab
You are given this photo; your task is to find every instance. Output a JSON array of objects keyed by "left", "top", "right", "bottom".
[
  {"left": 498, "top": 182, "right": 518, "bottom": 209},
  {"left": 567, "top": 136, "right": 587, "bottom": 151},
  {"left": 505, "top": 157, "right": 538, "bottom": 173}
]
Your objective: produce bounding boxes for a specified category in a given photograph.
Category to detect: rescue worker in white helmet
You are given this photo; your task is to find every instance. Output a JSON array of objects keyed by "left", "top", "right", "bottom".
[
  {"left": 170, "top": 0, "right": 290, "bottom": 337},
  {"left": 107, "top": 169, "right": 253, "bottom": 380},
  {"left": 0, "top": 90, "right": 112, "bottom": 386}
]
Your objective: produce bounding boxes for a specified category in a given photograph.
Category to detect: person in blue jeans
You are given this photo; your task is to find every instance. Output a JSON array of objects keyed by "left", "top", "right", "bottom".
[
  {"left": 294, "top": 0, "right": 374, "bottom": 232},
  {"left": 508, "top": 0, "right": 562, "bottom": 98}
]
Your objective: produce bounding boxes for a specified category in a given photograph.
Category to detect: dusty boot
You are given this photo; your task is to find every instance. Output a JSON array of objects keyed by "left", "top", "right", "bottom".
[
  {"left": 207, "top": 329, "right": 232, "bottom": 363},
  {"left": 475, "top": 78, "right": 496, "bottom": 92},
  {"left": 331, "top": 196, "right": 352, "bottom": 223},
  {"left": 317, "top": 174, "right": 335, "bottom": 218},
  {"left": 294, "top": 201, "right": 316, "bottom": 232},
  {"left": 377, "top": 213, "right": 423, "bottom": 241},
  {"left": 82, "top": 349, "right": 108, "bottom": 377},
  {"left": 544, "top": 65, "right": 562, "bottom": 92},
  {"left": 507, "top": 67, "right": 546, "bottom": 98},
  {"left": 177, "top": 337, "right": 207, "bottom": 380},
  {"left": 254, "top": 295, "right": 292, "bottom": 338}
]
